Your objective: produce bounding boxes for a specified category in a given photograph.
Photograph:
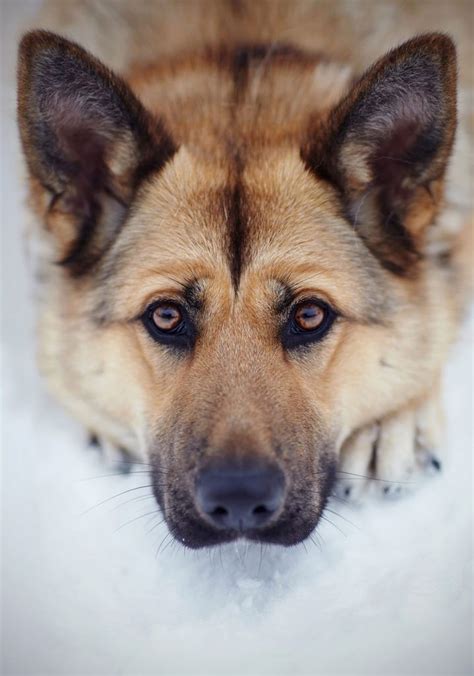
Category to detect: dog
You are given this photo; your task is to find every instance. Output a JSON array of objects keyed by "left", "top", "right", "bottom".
[{"left": 17, "top": 1, "right": 472, "bottom": 549}]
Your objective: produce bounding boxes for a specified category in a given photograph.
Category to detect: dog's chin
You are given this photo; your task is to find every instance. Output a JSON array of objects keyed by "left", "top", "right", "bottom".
[{"left": 164, "top": 513, "right": 322, "bottom": 549}]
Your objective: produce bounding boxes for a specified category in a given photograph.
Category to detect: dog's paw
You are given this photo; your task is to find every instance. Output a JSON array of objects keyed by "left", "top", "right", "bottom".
[
  {"left": 335, "top": 391, "right": 443, "bottom": 501},
  {"left": 88, "top": 433, "right": 134, "bottom": 474},
  {"left": 333, "top": 424, "right": 379, "bottom": 502}
]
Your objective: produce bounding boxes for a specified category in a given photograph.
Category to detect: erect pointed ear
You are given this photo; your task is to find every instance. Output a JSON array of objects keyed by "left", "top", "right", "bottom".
[
  {"left": 17, "top": 30, "right": 176, "bottom": 275},
  {"left": 302, "top": 33, "right": 457, "bottom": 275}
]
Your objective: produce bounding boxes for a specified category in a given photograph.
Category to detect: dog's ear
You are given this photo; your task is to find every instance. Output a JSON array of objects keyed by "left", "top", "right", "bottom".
[
  {"left": 17, "top": 30, "right": 176, "bottom": 274},
  {"left": 303, "top": 34, "right": 457, "bottom": 274}
]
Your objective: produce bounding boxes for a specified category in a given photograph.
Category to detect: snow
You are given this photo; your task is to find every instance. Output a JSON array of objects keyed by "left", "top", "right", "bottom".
[{"left": 1, "top": 4, "right": 472, "bottom": 675}]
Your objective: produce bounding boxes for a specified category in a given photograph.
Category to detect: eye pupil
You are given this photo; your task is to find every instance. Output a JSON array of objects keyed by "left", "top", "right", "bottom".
[
  {"left": 294, "top": 302, "right": 325, "bottom": 331},
  {"left": 152, "top": 303, "right": 182, "bottom": 331}
]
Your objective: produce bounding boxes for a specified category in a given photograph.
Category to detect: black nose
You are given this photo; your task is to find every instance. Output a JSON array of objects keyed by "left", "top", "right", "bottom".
[{"left": 195, "top": 460, "right": 286, "bottom": 531}]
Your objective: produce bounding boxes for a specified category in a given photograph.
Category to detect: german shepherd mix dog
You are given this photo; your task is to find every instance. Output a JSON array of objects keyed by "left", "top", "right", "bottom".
[{"left": 17, "top": 1, "right": 472, "bottom": 549}]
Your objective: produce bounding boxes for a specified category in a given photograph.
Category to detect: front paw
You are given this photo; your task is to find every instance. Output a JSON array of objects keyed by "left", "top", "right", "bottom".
[{"left": 334, "top": 391, "right": 443, "bottom": 501}]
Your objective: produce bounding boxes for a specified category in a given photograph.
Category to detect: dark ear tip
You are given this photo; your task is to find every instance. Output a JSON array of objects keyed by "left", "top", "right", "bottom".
[
  {"left": 18, "top": 30, "right": 88, "bottom": 74},
  {"left": 18, "top": 30, "right": 69, "bottom": 83},
  {"left": 401, "top": 32, "right": 457, "bottom": 64},
  {"left": 19, "top": 29, "right": 61, "bottom": 57},
  {"left": 417, "top": 32, "right": 456, "bottom": 50},
  {"left": 18, "top": 31, "right": 61, "bottom": 96}
]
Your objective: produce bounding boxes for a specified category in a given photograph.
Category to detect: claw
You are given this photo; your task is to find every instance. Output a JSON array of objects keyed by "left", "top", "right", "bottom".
[
  {"left": 116, "top": 453, "right": 133, "bottom": 475},
  {"left": 416, "top": 446, "right": 443, "bottom": 474},
  {"left": 88, "top": 433, "right": 101, "bottom": 449},
  {"left": 382, "top": 483, "right": 404, "bottom": 498}
]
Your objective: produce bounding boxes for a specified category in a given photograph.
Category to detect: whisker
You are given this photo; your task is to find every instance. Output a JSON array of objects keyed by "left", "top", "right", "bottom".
[
  {"left": 320, "top": 514, "right": 347, "bottom": 538},
  {"left": 330, "top": 493, "right": 352, "bottom": 506},
  {"left": 146, "top": 517, "right": 167, "bottom": 534},
  {"left": 324, "top": 507, "right": 360, "bottom": 530},
  {"left": 111, "top": 494, "right": 156, "bottom": 511},
  {"left": 114, "top": 510, "right": 161, "bottom": 533},
  {"left": 315, "top": 528, "right": 326, "bottom": 547},
  {"left": 78, "top": 470, "right": 152, "bottom": 481},
  {"left": 156, "top": 531, "right": 172, "bottom": 557},
  {"left": 169, "top": 540, "right": 179, "bottom": 558},
  {"left": 114, "top": 460, "right": 153, "bottom": 466},
  {"left": 160, "top": 536, "right": 175, "bottom": 556},
  {"left": 80, "top": 485, "right": 153, "bottom": 515},
  {"left": 336, "top": 471, "right": 413, "bottom": 484}
]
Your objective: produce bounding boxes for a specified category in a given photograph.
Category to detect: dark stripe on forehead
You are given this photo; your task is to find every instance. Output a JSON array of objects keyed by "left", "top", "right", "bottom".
[
  {"left": 231, "top": 43, "right": 318, "bottom": 83},
  {"left": 223, "top": 46, "right": 251, "bottom": 291},
  {"left": 232, "top": 44, "right": 270, "bottom": 91},
  {"left": 225, "top": 183, "right": 246, "bottom": 290},
  {"left": 225, "top": 43, "right": 315, "bottom": 289}
]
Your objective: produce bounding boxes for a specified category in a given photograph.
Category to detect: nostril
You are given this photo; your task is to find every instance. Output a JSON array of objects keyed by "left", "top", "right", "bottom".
[
  {"left": 253, "top": 504, "right": 270, "bottom": 515},
  {"left": 211, "top": 505, "right": 228, "bottom": 517}
]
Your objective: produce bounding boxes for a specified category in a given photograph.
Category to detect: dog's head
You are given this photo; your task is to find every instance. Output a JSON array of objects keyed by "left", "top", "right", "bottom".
[{"left": 17, "top": 32, "right": 456, "bottom": 547}]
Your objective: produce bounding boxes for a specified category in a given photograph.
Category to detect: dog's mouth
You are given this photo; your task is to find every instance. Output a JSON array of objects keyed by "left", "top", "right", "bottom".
[
  {"left": 152, "top": 459, "right": 337, "bottom": 549},
  {"left": 164, "top": 509, "right": 327, "bottom": 549}
]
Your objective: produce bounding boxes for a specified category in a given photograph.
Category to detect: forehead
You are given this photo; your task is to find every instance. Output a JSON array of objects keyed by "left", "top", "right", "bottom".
[{"left": 97, "top": 147, "right": 387, "bottom": 320}]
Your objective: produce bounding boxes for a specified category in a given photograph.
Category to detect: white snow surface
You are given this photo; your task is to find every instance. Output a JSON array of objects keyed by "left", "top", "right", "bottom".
[{"left": 1, "top": 4, "right": 473, "bottom": 675}]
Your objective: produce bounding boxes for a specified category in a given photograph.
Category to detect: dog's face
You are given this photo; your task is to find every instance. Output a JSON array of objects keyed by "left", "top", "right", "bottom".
[
  {"left": 18, "top": 32, "right": 456, "bottom": 547},
  {"left": 94, "top": 150, "right": 393, "bottom": 547}
]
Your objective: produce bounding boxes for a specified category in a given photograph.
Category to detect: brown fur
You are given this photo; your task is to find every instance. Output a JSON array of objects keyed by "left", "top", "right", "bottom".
[{"left": 17, "top": 1, "right": 473, "bottom": 548}]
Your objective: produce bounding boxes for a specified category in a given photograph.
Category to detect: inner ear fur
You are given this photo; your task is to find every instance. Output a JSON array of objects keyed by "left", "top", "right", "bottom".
[
  {"left": 302, "top": 33, "right": 457, "bottom": 275},
  {"left": 17, "top": 30, "right": 176, "bottom": 275}
]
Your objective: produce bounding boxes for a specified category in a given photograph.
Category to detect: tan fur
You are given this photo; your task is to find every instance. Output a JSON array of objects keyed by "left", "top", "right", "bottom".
[{"left": 17, "top": 1, "right": 473, "bottom": 547}]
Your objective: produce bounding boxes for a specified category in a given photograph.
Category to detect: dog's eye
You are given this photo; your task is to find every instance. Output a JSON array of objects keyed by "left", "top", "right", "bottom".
[
  {"left": 142, "top": 301, "right": 194, "bottom": 349},
  {"left": 294, "top": 302, "right": 325, "bottom": 331},
  {"left": 152, "top": 303, "right": 182, "bottom": 332},
  {"left": 283, "top": 300, "right": 336, "bottom": 349}
]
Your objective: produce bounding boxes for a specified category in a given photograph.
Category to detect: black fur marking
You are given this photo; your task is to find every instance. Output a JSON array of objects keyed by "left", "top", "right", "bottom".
[
  {"left": 231, "top": 42, "right": 316, "bottom": 98},
  {"left": 225, "top": 45, "right": 249, "bottom": 291},
  {"left": 226, "top": 184, "right": 246, "bottom": 290},
  {"left": 224, "top": 44, "right": 310, "bottom": 288},
  {"left": 221, "top": 43, "right": 321, "bottom": 289},
  {"left": 233, "top": 44, "right": 268, "bottom": 91},
  {"left": 274, "top": 282, "right": 296, "bottom": 315},
  {"left": 182, "top": 280, "right": 204, "bottom": 312}
]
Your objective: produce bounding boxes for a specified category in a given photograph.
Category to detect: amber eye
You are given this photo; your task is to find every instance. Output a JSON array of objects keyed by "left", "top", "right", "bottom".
[
  {"left": 142, "top": 301, "right": 195, "bottom": 349},
  {"left": 151, "top": 303, "right": 183, "bottom": 332},
  {"left": 282, "top": 299, "right": 336, "bottom": 349},
  {"left": 294, "top": 302, "right": 326, "bottom": 331}
]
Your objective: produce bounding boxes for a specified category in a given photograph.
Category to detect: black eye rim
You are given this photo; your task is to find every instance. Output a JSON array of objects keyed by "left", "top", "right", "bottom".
[
  {"left": 282, "top": 298, "right": 337, "bottom": 349},
  {"left": 141, "top": 299, "right": 195, "bottom": 349},
  {"left": 140, "top": 296, "right": 336, "bottom": 350}
]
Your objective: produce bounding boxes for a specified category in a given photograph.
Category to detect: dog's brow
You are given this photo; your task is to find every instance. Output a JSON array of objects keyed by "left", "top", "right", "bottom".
[
  {"left": 273, "top": 281, "right": 296, "bottom": 313},
  {"left": 182, "top": 279, "right": 204, "bottom": 310},
  {"left": 90, "top": 276, "right": 204, "bottom": 326}
]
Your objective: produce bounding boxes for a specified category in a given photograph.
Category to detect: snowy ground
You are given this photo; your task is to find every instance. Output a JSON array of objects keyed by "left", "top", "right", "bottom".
[{"left": 1, "top": 3, "right": 473, "bottom": 676}]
